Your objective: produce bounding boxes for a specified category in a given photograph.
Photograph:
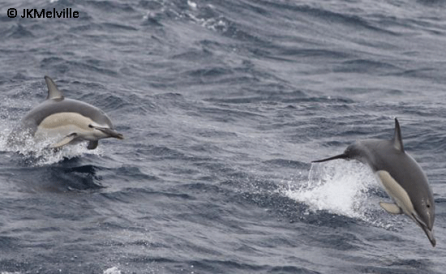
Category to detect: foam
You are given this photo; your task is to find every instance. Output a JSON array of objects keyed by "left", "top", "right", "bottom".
[
  {"left": 103, "top": 267, "right": 121, "bottom": 274},
  {"left": 0, "top": 127, "right": 102, "bottom": 167},
  {"left": 284, "top": 161, "right": 379, "bottom": 220}
]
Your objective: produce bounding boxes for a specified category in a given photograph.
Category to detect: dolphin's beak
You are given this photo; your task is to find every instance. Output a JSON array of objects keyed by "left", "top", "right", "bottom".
[
  {"left": 108, "top": 129, "right": 124, "bottom": 140},
  {"left": 421, "top": 226, "right": 436, "bottom": 247},
  {"left": 93, "top": 126, "right": 124, "bottom": 140},
  {"left": 412, "top": 213, "right": 436, "bottom": 247}
]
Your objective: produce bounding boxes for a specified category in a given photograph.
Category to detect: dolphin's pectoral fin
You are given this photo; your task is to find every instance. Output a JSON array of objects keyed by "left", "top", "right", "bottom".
[
  {"left": 44, "top": 76, "right": 64, "bottom": 100},
  {"left": 379, "top": 202, "right": 402, "bottom": 214},
  {"left": 87, "top": 140, "right": 98, "bottom": 150},
  {"left": 50, "top": 133, "right": 78, "bottom": 148}
]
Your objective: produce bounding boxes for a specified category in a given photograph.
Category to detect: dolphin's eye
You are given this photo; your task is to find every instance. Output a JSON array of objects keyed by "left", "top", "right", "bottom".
[{"left": 427, "top": 204, "right": 431, "bottom": 208}]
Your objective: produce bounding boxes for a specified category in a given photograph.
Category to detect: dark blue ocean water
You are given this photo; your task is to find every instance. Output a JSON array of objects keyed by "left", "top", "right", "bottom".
[{"left": 1, "top": 0, "right": 446, "bottom": 273}]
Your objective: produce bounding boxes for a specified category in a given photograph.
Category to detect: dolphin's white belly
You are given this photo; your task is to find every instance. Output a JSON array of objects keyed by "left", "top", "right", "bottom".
[
  {"left": 376, "top": 170, "right": 415, "bottom": 217},
  {"left": 34, "top": 112, "right": 108, "bottom": 141}
]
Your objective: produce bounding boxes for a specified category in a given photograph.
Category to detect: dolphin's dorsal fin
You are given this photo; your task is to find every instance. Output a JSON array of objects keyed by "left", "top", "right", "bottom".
[
  {"left": 393, "top": 118, "right": 405, "bottom": 153},
  {"left": 44, "top": 76, "right": 64, "bottom": 100}
]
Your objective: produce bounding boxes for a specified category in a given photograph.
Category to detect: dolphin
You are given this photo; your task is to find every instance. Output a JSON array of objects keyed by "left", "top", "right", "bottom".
[
  {"left": 10, "top": 76, "right": 123, "bottom": 150},
  {"left": 313, "top": 118, "right": 436, "bottom": 247}
]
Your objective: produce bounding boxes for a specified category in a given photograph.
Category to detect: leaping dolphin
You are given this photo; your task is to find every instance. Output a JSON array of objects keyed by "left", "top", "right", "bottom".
[
  {"left": 11, "top": 76, "right": 123, "bottom": 150},
  {"left": 313, "top": 118, "right": 436, "bottom": 247}
]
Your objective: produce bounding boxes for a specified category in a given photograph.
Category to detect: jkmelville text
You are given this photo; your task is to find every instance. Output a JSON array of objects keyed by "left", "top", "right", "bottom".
[{"left": 7, "top": 8, "right": 79, "bottom": 19}]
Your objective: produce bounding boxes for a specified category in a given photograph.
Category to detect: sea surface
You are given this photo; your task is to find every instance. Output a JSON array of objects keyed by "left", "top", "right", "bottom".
[{"left": 0, "top": 0, "right": 446, "bottom": 273}]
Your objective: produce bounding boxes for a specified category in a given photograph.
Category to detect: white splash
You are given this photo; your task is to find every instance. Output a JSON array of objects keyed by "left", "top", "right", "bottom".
[
  {"left": 187, "top": 0, "right": 197, "bottom": 9},
  {"left": 0, "top": 127, "right": 102, "bottom": 166},
  {"left": 103, "top": 267, "right": 121, "bottom": 274},
  {"left": 284, "top": 161, "right": 378, "bottom": 220}
]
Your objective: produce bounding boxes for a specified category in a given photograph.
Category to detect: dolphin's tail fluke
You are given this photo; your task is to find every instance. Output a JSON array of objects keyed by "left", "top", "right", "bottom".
[{"left": 312, "top": 153, "right": 349, "bottom": 163}]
